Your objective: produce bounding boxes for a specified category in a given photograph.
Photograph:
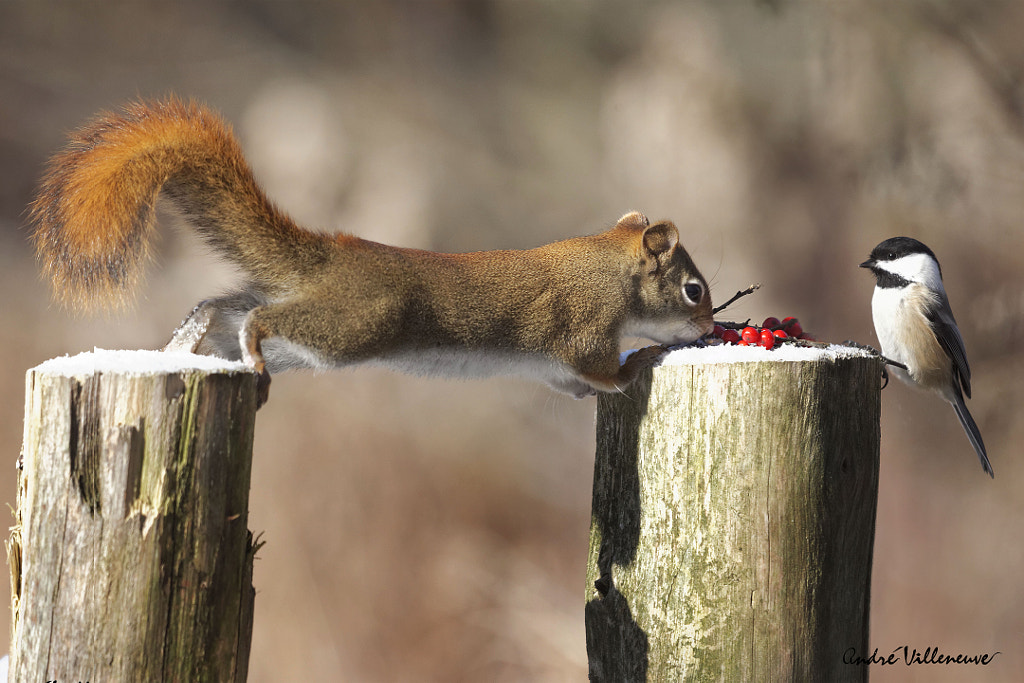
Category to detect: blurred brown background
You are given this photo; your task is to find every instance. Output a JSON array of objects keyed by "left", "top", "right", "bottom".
[{"left": 2, "top": 1, "right": 1022, "bottom": 680}]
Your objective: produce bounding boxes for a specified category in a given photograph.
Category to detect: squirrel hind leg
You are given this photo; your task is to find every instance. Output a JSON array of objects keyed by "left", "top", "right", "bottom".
[
  {"left": 163, "top": 293, "right": 273, "bottom": 407},
  {"left": 239, "top": 297, "right": 395, "bottom": 375},
  {"left": 164, "top": 301, "right": 216, "bottom": 354},
  {"left": 165, "top": 291, "right": 264, "bottom": 359}
]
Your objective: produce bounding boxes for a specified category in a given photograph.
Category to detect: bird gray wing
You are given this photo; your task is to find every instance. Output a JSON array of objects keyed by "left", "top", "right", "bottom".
[{"left": 925, "top": 295, "right": 972, "bottom": 399}]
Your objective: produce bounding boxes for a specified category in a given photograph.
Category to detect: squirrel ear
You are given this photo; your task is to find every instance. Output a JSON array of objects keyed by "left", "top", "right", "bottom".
[
  {"left": 616, "top": 211, "right": 650, "bottom": 229},
  {"left": 642, "top": 221, "right": 679, "bottom": 259}
]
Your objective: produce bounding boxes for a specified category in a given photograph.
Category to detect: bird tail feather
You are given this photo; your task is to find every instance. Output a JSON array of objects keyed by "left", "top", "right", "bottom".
[{"left": 952, "top": 393, "right": 994, "bottom": 478}]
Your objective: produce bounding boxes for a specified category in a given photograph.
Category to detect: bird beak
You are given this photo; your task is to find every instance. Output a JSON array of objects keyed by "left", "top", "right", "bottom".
[{"left": 859, "top": 259, "right": 874, "bottom": 269}]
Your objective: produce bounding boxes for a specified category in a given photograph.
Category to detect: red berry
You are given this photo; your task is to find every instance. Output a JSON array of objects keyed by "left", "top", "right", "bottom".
[
  {"left": 773, "top": 329, "right": 788, "bottom": 338},
  {"left": 713, "top": 324, "right": 726, "bottom": 338},
  {"left": 759, "top": 329, "right": 776, "bottom": 349},
  {"left": 721, "top": 329, "right": 741, "bottom": 344},
  {"left": 782, "top": 317, "right": 802, "bottom": 337},
  {"left": 737, "top": 340, "right": 750, "bottom": 346},
  {"left": 762, "top": 316, "right": 781, "bottom": 329},
  {"left": 741, "top": 326, "right": 760, "bottom": 344}
]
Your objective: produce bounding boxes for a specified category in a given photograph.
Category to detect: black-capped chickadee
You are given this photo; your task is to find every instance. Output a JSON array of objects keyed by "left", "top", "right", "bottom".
[{"left": 860, "top": 236, "right": 993, "bottom": 478}]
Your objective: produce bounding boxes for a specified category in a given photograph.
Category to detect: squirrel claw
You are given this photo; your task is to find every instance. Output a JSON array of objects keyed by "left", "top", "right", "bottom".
[
  {"left": 255, "top": 368, "right": 271, "bottom": 409},
  {"left": 629, "top": 344, "right": 670, "bottom": 368}
]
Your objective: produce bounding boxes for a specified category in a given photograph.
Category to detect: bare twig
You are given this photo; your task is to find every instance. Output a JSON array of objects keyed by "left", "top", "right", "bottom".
[
  {"left": 711, "top": 319, "right": 752, "bottom": 332},
  {"left": 712, "top": 283, "right": 761, "bottom": 315},
  {"left": 775, "top": 337, "right": 907, "bottom": 389},
  {"left": 839, "top": 340, "right": 908, "bottom": 371}
]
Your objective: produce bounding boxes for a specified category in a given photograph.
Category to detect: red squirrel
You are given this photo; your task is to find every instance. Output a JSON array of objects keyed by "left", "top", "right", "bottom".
[{"left": 31, "top": 98, "right": 714, "bottom": 404}]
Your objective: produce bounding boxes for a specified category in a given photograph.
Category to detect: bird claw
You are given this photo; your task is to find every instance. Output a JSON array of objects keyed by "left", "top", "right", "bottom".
[{"left": 841, "top": 340, "right": 902, "bottom": 388}]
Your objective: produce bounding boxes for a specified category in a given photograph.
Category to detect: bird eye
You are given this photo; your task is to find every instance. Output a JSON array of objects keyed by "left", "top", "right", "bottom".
[{"left": 683, "top": 282, "right": 704, "bottom": 304}]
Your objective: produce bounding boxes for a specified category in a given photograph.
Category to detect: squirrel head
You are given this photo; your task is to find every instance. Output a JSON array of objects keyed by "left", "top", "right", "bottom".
[{"left": 615, "top": 211, "right": 714, "bottom": 345}]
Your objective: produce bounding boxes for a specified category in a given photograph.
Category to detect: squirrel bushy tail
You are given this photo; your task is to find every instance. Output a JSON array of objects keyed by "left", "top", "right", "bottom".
[{"left": 31, "top": 97, "right": 327, "bottom": 310}]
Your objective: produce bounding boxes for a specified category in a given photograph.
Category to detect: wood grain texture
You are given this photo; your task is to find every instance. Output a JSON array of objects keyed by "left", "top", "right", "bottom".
[
  {"left": 586, "top": 355, "right": 881, "bottom": 682},
  {"left": 9, "top": 364, "right": 259, "bottom": 682}
]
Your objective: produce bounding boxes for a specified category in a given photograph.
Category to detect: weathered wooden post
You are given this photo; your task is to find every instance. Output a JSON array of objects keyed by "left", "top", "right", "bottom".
[
  {"left": 7, "top": 350, "right": 261, "bottom": 682},
  {"left": 585, "top": 346, "right": 881, "bottom": 682}
]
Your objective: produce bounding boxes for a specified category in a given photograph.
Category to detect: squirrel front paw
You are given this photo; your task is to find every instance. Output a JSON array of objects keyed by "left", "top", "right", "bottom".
[{"left": 625, "top": 344, "right": 670, "bottom": 369}]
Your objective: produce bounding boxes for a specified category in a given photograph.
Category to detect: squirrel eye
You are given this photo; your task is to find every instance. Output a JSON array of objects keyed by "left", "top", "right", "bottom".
[{"left": 683, "top": 282, "right": 704, "bottom": 305}]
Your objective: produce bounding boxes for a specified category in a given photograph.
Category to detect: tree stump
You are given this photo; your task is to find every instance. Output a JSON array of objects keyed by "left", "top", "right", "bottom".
[
  {"left": 8, "top": 350, "right": 260, "bottom": 682},
  {"left": 585, "top": 346, "right": 882, "bottom": 682}
]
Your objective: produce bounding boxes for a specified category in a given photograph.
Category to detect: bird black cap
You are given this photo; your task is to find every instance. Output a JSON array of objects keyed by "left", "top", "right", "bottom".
[{"left": 860, "top": 236, "right": 938, "bottom": 268}]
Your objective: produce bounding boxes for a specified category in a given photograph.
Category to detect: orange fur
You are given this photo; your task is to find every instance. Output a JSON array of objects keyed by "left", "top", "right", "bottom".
[
  {"left": 31, "top": 99, "right": 714, "bottom": 401},
  {"left": 31, "top": 97, "right": 318, "bottom": 310}
]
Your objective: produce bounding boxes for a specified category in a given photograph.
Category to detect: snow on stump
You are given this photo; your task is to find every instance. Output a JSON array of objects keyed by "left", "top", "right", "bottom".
[
  {"left": 585, "top": 344, "right": 882, "bottom": 682},
  {"left": 8, "top": 350, "right": 261, "bottom": 682}
]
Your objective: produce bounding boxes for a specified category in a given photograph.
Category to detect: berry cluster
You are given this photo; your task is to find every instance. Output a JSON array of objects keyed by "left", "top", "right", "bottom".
[{"left": 710, "top": 317, "right": 813, "bottom": 350}]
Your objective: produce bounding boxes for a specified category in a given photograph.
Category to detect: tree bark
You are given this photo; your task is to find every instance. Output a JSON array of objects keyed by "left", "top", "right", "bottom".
[
  {"left": 8, "top": 353, "right": 260, "bottom": 682},
  {"left": 586, "top": 352, "right": 881, "bottom": 682}
]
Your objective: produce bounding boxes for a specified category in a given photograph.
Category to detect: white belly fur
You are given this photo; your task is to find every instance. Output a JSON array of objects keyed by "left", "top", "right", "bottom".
[{"left": 262, "top": 337, "right": 593, "bottom": 396}]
